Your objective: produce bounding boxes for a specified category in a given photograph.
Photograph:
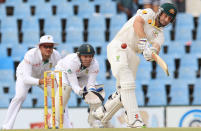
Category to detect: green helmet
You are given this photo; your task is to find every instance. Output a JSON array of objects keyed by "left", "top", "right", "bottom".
[
  {"left": 77, "top": 44, "right": 95, "bottom": 56},
  {"left": 160, "top": 3, "right": 177, "bottom": 22}
]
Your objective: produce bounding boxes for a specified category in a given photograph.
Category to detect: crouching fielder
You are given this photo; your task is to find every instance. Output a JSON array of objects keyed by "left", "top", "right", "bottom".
[
  {"left": 54, "top": 44, "right": 105, "bottom": 128},
  {"left": 92, "top": 3, "right": 177, "bottom": 128}
]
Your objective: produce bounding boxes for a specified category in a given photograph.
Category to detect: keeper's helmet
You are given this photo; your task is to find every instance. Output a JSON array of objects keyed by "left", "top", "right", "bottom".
[
  {"left": 159, "top": 3, "right": 177, "bottom": 23},
  {"left": 77, "top": 44, "right": 95, "bottom": 56}
]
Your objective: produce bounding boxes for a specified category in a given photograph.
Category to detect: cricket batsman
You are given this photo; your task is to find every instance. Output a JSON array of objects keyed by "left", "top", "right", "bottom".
[{"left": 92, "top": 3, "right": 177, "bottom": 128}]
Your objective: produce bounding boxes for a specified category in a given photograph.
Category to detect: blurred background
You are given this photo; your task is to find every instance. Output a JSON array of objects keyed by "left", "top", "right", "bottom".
[{"left": 0, "top": 0, "right": 201, "bottom": 129}]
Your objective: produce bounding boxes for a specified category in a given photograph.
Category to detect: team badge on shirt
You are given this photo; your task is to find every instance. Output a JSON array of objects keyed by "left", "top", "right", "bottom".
[
  {"left": 49, "top": 63, "right": 52, "bottom": 68},
  {"left": 86, "top": 69, "right": 89, "bottom": 74},
  {"left": 116, "top": 56, "right": 120, "bottom": 62},
  {"left": 67, "top": 69, "right": 72, "bottom": 74},
  {"left": 152, "top": 30, "right": 159, "bottom": 38}
]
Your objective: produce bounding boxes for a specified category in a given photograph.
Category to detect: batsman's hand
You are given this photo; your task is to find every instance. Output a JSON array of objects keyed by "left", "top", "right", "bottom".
[
  {"left": 137, "top": 38, "right": 150, "bottom": 52},
  {"left": 143, "top": 47, "right": 157, "bottom": 61}
]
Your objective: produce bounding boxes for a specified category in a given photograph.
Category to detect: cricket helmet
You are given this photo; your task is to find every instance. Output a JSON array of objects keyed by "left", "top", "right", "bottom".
[
  {"left": 160, "top": 3, "right": 177, "bottom": 22},
  {"left": 77, "top": 44, "right": 95, "bottom": 56}
]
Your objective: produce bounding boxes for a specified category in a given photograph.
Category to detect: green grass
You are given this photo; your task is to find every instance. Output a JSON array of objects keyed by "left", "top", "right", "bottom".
[{"left": 2, "top": 128, "right": 201, "bottom": 131}]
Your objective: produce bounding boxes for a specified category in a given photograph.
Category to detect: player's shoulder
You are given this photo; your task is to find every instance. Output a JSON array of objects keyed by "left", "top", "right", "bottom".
[
  {"left": 52, "top": 49, "right": 61, "bottom": 59},
  {"left": 136, "top": 8, "right": 155, "bottom": 17},
  {"left": 64, "top": 53, "right": 78, "bottom": 60},
  {"left": 63, "top": 53, "right": 80, "bottom": 64},
  {"left": 53, "top": 49, "right": 60, "bottom": 56},
  {"left": 90, "top": 58, "right": 99, "bottom": 68},
  {"left": 24, "top": 48, "right": 38, "bottom": 58}
]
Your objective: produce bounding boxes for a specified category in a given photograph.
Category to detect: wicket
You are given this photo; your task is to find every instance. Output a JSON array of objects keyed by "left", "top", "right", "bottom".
[{"left": 44, "top": 71, "right": 63, "bottom": 129}]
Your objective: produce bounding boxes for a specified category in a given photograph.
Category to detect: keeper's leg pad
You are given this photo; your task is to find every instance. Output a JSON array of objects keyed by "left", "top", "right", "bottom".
[
  {"left": 92, "top": 91, "right": 123, "bottom": 124},
  {"left": 55, "top": 84, "right": 72, "bottom": 125}
]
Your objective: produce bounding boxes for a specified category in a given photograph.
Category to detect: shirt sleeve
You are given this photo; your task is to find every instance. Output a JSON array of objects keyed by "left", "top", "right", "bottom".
[
  {"left": 53, "top": 49, "right": 61, "bottom": 67},
  {"left": 21, "top": 53, "right": 39, "bottom": 85},
  {"left": 65, "top": 64, "right": 81, "bottom": 95},
  {"left": 87, "top": 59, "right": 99, "bottom": 88},
  {"left": 136, "top": 8, "right": 155, "bottom": 22}
]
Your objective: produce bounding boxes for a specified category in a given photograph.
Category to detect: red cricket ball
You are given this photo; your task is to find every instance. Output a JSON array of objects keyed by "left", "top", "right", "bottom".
[{"left": 121, "top": 43, "right": 127, "bottom": 49}]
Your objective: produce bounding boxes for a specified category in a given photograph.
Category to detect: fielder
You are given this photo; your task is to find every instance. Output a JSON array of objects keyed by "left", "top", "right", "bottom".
[
  {"left": 92, "top": 3, "right": 177, "bottom": 128},
  {"left": 54, "top": 44, "right": 106, "bottom": 128},
  {"left": 2, "top": 35, "right": 61, "bottom": 129}
]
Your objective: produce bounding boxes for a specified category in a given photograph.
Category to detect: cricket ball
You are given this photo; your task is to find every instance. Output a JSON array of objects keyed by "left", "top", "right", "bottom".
[{"left": 121, "top": 43, "right": 127, "bottom": 49}]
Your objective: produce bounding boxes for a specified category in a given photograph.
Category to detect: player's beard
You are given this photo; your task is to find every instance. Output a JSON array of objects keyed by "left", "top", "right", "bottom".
[{"left": 159, "top": 18, "right": 169, "bottom": 27}]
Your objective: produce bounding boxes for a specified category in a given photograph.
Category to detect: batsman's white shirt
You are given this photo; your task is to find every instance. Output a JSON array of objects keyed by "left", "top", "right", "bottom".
[
  {"left": 55, "top": 53, "right": 99, "bottom": 95},
  {"left": 16, "top": 48, "right": 61, "bottom": 85},
  {"left": 110, "top": 8, "right": 164, "bottom": 53},
  {"left": 108, "top": 8, "right": 165, "bottom": 78}
]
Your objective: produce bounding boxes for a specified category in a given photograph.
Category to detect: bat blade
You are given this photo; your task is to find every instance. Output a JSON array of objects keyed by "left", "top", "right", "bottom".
[{"left": 152, "top": 52, "right": 169, "bottom": 76}]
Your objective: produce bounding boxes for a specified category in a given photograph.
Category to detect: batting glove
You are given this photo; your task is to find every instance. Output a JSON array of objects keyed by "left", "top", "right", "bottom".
[
  {"left": 137, "top": 38, "right": 150, "bottom": 52},
  {"left": 143, "top": 47, "right": 157, "bottom": 61}
]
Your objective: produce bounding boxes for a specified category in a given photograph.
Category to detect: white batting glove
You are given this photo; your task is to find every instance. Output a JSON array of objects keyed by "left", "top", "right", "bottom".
[
  {"left": 137, "top": 38, "right": 150, "bottom": 52},
  {"left": 143, "top": 47, "right": 157, "bottom": 61}
]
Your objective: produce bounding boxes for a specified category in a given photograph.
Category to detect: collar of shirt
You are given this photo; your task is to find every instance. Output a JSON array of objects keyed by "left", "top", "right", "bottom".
[{"left": 149, "top": 19, "right": 163, "bottom": 31}]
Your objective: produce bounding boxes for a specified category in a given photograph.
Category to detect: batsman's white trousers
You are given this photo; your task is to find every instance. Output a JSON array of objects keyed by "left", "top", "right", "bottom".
[
  {"left": 107, "top": 40, "right": 143, "bottom": 127},
  {"left": 107, "top": 40, "right": 140, "bottom": 82}
]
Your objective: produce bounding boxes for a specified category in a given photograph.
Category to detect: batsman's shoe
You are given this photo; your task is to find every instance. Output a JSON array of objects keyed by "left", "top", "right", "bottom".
[
  {"left": 102, "top": 121, "right": 114, "bottom": 128},
  {"left": 90, "top": 120, "right": 104, "bottom": 128},
  {"left": 129, "top": 119, "right": 146, "bottom": 128}
]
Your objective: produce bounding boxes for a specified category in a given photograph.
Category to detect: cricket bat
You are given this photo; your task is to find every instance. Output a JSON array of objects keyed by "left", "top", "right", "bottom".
[{"left": 152, "top": 52, "right": 169, "bottom": 76}]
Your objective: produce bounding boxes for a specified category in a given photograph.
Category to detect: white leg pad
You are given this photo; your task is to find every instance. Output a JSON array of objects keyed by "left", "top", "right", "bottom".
[
  {"left": 93, "top": 91, "right": 123, "bottom": 124},
  {"left": 120, "top": 82, "right": 144, "bottom": 127}
]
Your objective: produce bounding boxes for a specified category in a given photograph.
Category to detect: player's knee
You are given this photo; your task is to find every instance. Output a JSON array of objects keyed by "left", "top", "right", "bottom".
[{"left": 120, "top": 81, "right": 136, "bottom": 90}]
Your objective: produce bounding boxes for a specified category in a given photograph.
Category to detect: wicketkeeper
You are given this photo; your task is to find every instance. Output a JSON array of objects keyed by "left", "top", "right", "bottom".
[
  {"left": 92, "top": 3, "right": 177, "bottom": 128},
  {"left": 54, "top": 44, "right": 107, "bottom": 128}
]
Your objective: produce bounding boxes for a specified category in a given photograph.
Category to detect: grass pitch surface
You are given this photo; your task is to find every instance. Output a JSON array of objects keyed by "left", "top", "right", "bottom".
[{"left": 3, "top": 128, "right": 201, "bottom": 131}]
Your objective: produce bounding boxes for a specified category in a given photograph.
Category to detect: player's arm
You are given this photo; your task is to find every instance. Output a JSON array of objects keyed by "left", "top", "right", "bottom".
[
  {"left": 133, "top": 15, "right": 146, "bottom": 39},
  {"left": 22, "top": 59, "right": 40, "bottom": 85},
  {"left": 87, "top": 67, "right": 99, "bottom": 88},
  {"left": 65, "top": 67, "right": 82, "bottom": 96},
  {"left": 133, "top": 15, "right": 152, "bottom": 52},
  {"left": 151, "top": 42, "right": 160, "bottom": 54}
]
